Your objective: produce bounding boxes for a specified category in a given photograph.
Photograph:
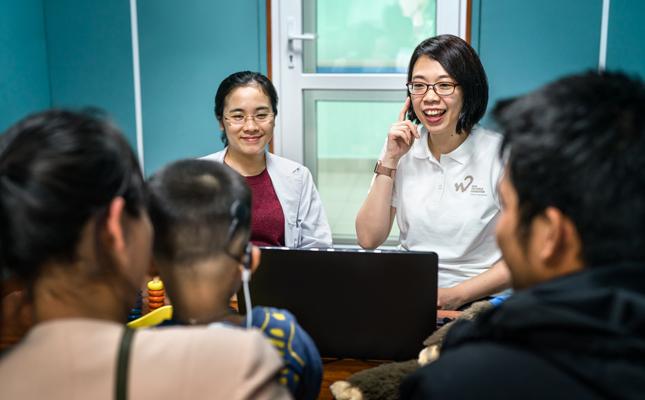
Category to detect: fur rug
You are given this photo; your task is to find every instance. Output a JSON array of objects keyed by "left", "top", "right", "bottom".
[{"left": 330, "top": 301, "right": 493, "bottom": 400}]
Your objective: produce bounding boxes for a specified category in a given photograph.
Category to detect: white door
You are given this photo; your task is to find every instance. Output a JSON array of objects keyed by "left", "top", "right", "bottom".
[{"left": 271, "top": 0, "right": 468, "bottom": 244}]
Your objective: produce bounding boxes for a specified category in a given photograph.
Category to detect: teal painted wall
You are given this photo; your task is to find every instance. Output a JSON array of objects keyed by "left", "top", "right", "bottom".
[
  {"left": 606, "top": 0, "right": 645, "bottom": 78},
  {"left": 3, "top": 0, "right": 642, "bottom": 165},
  {"left": 43, "top": 0, "right": 137, "bottom": 148},
  {"left": 138, "top": 0, "right": 267, "bottom": 175},
  {"left": 0, "top": 0, "right": 51, "bottom": 132},
  {"left": 472, "top": 0, "right": 603, "bottom": 126}
]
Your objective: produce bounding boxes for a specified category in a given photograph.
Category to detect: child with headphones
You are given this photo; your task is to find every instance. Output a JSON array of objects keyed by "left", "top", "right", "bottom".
[{"left": 147, "top": 159, "right": 322, "bottom": 400}]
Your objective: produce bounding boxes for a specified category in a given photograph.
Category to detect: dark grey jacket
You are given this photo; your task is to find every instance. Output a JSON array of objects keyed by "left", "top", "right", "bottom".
[{"left": 401, "top": 263, "right": 645, "bottom": 400}]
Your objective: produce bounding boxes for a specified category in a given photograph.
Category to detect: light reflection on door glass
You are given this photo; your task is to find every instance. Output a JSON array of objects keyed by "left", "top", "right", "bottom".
[{"left": 304, "top": 0, "right": 437, "bottom": 73}]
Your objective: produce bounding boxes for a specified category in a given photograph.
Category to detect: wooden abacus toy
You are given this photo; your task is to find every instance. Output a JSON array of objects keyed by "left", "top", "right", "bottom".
[{"left": 147, "top": 278, "right": 165, "bottom": 312}]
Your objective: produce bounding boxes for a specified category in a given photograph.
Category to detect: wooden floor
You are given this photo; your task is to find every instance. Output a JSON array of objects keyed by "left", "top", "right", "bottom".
[
  {"left": 316, "top": 310, "right": 461, "bottom": 399},
  {"left": 319, "top": 358, "right": 387, "bottom": 400}
]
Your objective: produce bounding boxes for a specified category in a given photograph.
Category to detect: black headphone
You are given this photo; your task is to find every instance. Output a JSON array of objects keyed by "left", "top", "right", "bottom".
[
  {"left": 226, "top": 199, "right": 252, "bottom": 271},
  {"left": 228, "top": 199, "right": 255, "bottom": 329}
]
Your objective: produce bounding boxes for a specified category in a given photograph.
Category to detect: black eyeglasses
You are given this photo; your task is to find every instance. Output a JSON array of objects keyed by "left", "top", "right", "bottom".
[{"left": 407, "top": 81, "right": 459, "bottom": 96}]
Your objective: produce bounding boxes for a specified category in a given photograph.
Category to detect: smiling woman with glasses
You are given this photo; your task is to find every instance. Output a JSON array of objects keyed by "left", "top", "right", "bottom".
[
  {"left": 202, "top": 71, "right": 332, "bottom": 249},
  {"left": 356, "top": 35, "right": 511, "bottom": 311}
]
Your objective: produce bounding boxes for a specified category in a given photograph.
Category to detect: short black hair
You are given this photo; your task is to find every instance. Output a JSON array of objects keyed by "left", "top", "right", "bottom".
[
  {"left": 214, "top": 71, "right": 278, "bottom": 146},
  {"left": 147, "top": 159, "right": 251, "bottom": 266},
  {"left": 495, "top": 71, "right": 645, "bottom": 267},
  {"left": 407, "top": 34, "right": 488, "bottom": 134},
  {"left": 0, "top": 109, "right": 146, "bottom": 284}
]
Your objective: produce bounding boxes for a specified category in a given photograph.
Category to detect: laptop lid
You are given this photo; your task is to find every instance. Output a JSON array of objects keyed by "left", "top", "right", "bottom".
[{"left": 238, "top": 247, "right": 438, "bottom": 361}]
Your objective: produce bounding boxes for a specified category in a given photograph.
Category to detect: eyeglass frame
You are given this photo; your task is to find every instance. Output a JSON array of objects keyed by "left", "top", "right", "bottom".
[
  {"left": 406, "top": 81, "right": 460, "bottom": 97},
  {"left": 223, "top": 111, "right": 275, "bottom": 126}
]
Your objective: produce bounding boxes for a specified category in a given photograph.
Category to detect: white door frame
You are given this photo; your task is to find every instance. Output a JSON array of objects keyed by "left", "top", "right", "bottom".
[{"left": 271, "top": 0, "right": 468, "bottom": 164}]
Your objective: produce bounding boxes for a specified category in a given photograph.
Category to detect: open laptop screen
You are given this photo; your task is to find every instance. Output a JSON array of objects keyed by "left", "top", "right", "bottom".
[{"left": 238, "top": 247, "right": 438, "bottom": 361}]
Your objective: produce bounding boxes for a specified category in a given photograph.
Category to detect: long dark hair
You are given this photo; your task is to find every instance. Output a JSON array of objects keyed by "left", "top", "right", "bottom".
[{"left": 0, "top": 110, "right": 146, "bottom": 288}]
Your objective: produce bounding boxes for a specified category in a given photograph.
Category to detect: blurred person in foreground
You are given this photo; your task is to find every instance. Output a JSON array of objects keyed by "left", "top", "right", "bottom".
[{"left": 401, "top": 71, "right": 645, "bottom": 399}]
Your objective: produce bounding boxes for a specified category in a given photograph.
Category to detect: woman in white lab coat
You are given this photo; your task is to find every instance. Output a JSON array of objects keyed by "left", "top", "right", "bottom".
[{"left": 203, "top": 71, "right": 332, "bottom": 248}]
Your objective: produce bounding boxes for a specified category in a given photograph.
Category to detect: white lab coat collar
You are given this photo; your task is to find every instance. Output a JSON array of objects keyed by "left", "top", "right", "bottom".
[{"left": 201, "top": 148, "right": 332, "bottom": 248}]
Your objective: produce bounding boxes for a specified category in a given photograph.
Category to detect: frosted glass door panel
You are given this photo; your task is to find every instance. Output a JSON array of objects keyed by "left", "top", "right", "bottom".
[
  {"left": 304, "top": 90, "right": 406, "bottom": 244},
  {"left": 303, "top": 0, "right": 437, "bottom": 73}
]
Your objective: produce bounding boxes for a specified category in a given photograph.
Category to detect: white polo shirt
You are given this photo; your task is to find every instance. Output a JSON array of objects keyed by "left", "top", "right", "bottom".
[{"left": 390, "top": 125, "right": 503, "bottom": 288}]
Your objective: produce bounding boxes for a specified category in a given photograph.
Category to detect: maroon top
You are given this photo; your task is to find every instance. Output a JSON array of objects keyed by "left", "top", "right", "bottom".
[{"left": 245, "top": 168, "right": 286, "bottom": 246}]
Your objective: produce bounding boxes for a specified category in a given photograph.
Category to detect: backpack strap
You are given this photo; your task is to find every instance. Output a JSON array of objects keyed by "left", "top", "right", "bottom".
[{"left": 115, "top": 327, "right": 136, "bottom": 400}]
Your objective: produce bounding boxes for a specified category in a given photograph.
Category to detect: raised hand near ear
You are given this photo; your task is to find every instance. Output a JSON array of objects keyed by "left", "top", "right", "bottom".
[{"left": 382, "top": 97, "right": 420, "bottom": 168}]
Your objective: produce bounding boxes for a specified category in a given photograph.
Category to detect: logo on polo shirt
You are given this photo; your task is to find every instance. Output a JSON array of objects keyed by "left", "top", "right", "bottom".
[
  {"left": 455, "top": 175, "right": 487, "bottom": 196},
  {"left": 455, "top": 175, "right": 473, "bottom": 192}
]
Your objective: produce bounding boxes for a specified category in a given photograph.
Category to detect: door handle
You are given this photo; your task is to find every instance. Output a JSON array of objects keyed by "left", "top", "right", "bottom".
[
  {"left": 286, "top": 16, "right": 316, "bottom": 69},
  {"left": 288, "top": 33, "right": 316, "bottom": 41}
]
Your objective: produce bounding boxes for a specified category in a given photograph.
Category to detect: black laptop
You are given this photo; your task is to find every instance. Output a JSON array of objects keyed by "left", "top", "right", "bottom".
[{"left": 238, "top": 247, "right": 438, "bottom": 361}]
